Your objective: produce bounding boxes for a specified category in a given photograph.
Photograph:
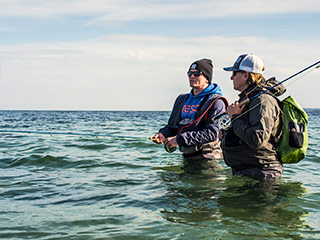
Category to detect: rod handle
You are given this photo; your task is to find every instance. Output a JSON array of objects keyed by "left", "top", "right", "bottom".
[
  {"left": 239, "top": 98, "right": 250, "bottom": 107},
  {"left": 149, "top": 136, "right": 162, "bottom": 144}
]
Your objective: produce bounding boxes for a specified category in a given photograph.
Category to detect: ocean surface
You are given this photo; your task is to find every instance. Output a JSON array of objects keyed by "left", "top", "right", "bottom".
[{"left": 0, "top": 110, "right": 319, "bottom": 240}]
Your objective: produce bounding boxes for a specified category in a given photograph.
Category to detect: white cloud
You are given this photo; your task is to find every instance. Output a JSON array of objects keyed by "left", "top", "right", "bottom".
[
  {"left": 0, "top": 34, "right": 319, "bottom": 110},
  {"left": 0, "top": 0, "right": 319, "bottom": 22}
]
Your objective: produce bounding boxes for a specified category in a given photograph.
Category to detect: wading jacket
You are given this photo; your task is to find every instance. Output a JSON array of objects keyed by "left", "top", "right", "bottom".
[
  {"left": 221, "top": 78, "right": 286, "bottom": 169},
  {"left": 159, "top": 87, "right": 227, "bottom": 159}
]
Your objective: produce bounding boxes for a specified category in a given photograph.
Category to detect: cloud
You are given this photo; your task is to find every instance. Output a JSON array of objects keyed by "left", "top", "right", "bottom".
[
  {"left": 90, "top": 0, "right": 320, "bottom": 24},
  {"left": 0, "top": 0, "right": 319, "bottom": 22},
  {"left": 0, "top": 34, "right": 319, "bottom": 110}
]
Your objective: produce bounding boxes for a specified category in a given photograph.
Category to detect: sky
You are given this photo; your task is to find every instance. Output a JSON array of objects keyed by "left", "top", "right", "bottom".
[{"left": 0, "top": 0, "right": 319, "bottom": 110}]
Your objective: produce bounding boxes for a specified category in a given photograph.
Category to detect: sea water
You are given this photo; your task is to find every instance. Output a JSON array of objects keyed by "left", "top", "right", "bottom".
[{"left": 0, "top": 110, "right": 319, "bottom": 240}]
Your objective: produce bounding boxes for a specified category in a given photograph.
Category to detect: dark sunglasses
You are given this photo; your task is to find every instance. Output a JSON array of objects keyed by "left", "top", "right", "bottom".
[
  {"left": 232, "top": 71, "right": 244, "bottom": 77},
  {"left": 232, "top": 71, "right": 239, "bottom": 77},
  {"left": 187, "top": 71, "right": 202, "bottom": 77}
]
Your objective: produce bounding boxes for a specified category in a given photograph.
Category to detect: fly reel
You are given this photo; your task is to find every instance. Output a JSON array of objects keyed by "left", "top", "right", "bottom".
[{"left": 218, "top": 114, "right": 232, "bottom": 130}]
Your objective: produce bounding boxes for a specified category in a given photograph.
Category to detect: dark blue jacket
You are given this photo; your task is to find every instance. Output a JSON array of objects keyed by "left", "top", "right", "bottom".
[{"left": 159, "top": 84, "right": 227, "bottom": 148}]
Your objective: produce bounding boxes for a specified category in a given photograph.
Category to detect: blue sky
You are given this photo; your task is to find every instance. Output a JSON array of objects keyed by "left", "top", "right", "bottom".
[{"left": 0, "top": 0, "right": 319, "bottom": 110}]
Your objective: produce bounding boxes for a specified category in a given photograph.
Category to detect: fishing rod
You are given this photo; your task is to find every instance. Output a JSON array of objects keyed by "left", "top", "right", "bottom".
[
  {"left": 149, "top": 136, "right": 176, "bottom": 153},
  {"left": 218, "top": 60, "right": 320, "bottom": 130}
]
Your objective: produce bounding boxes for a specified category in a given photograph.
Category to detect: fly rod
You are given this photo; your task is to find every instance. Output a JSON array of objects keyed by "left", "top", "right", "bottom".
[{"left": 217, "top": 60, "right": 320, "bottom": 130}]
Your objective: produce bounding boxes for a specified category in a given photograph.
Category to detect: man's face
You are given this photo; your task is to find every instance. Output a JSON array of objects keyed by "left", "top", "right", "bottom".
[
  {"left": 231, "top": 71, "right": 249, "bottom": 92},
  {"left": 187, "top": 70, "right": 209, "bottom": 90}
]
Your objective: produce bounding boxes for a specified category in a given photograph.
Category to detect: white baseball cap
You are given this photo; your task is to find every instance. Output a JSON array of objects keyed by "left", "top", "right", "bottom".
[{"left": 223, "top": 53, "right": 265, "bottom": 74}]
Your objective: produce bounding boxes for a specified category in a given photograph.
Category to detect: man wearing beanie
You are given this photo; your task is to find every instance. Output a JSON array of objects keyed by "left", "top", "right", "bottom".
[{"left": 152, "top": 59, "right": 228, "bottom": 173}]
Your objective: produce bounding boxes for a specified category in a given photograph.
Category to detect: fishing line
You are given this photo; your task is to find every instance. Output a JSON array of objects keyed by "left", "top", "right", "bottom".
[
  {"left": 246, "top": 61, "right": 320, "bottom": 103},
  {"left": 218, "top": 60, "right": 320, "bottom": 130},
  {"left": 230, "top": 64, "right": 317, "bottom": 124},
  {"left": 282, "top": 67, "right": 315, "bottom": 88},
  {"left": 0, "top": 129, "right": 146, "bottom": 141}
]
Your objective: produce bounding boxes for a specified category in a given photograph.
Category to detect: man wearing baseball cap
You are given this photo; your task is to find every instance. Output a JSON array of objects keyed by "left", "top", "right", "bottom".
[
  {"left": 152, "top": 58, "right": 228, "bottom": 173},
  {"left": 221, "top": 53, "right": 286, "bottom": 180}
]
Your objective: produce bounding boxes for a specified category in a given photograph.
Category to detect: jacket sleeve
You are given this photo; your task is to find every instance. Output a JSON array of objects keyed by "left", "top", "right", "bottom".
[
  {"left": 159, "top": 94, "right": 187, "bottom": 137},
  {"left": 231, "top": 95, "right": 279, "bottom": 148},
  {"left": 176, "top": 98, "right": 226, "bottom": 147}
]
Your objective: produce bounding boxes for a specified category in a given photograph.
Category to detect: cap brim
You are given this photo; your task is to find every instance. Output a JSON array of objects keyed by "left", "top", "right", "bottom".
[{"left": 223, "top": 67, "right": 234, "bottom": 71}]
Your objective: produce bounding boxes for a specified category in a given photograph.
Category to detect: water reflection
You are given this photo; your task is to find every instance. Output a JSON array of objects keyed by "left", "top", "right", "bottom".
[
  {"left": 159, "top": 171, "right": 224, "bottom": 226},
  {"left": 159, "top": 169, "right": 311, "bottom": 238}
]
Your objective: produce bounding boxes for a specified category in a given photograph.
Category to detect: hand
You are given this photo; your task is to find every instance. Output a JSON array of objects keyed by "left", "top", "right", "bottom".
[
  {"left": 227, "top": 101, "right": 245, "bottom": 117},
  {"left": 151, "top": 133, "right": 165, "bottom": 144},
  {"left": 163, "top": 136, "right": 178, "bottom": 149}
]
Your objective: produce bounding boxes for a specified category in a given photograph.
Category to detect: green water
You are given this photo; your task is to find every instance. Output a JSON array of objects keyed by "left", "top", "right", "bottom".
[{"left": 0, "top": 110, "right": 319, "bottom": 239}]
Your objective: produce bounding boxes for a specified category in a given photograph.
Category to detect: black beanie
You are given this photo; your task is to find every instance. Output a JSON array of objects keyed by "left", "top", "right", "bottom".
[{"left": 188, "top": 58, "right": 213, "bottom": 83}]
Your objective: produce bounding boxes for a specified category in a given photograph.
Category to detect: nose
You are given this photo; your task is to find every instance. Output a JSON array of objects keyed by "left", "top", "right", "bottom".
[{"left": 189, "top": 74, "right": 196, "bottom": 80}]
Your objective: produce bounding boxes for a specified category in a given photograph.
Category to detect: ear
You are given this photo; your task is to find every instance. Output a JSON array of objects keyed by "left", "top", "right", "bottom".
[{"left": 244, "top": 72, "right": 250, "bottom": 80}]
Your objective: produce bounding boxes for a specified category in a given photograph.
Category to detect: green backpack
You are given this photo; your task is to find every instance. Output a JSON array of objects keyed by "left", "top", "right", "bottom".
[{"left": 277, "top": 96, "right": 308, "bottom": 164}]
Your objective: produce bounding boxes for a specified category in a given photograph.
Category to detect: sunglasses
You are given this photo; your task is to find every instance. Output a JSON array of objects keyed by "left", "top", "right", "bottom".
[
  {"left": 232, "top": 71, "right": 245, "bottom": 77},
  {"left": 187, "top": 71, "right": 202, "bottom": 77},
  {"left": 232, "top": 71, "right": 239, "bottom": 77}
]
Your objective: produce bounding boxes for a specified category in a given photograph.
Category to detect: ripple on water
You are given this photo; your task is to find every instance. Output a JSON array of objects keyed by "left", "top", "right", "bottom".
[{"left": 0, "top": 110, "right": 319, "bottom": 239}]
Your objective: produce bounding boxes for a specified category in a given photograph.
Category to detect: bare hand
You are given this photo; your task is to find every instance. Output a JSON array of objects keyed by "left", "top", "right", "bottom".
[
  {"left": 150, "top": 133, "right": 165, "bottom": 144},
  {"left": 227, "top": 101, "right": 245, "bottom": 117},
  {"left": 163, "top": 136, "right": 178, "bottom": 149}
]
